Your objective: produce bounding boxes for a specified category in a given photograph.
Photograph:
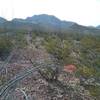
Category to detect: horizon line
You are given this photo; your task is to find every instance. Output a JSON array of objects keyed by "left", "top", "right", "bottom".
[{"left": 0, "top": 14, "right": 99, "bottom": 27}]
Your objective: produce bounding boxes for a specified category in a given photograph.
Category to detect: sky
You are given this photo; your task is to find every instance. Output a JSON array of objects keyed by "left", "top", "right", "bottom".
[{"left": 0, "top": 0, "right": 100, "bottom": 26}]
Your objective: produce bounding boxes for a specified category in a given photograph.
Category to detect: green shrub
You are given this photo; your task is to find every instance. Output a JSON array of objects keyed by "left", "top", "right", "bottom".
[
  {"left": 0, "top": 36, "right": 13, "bottom": 60},
  {"left": 44, "top": 36, "right": 71, "bottom": 64}
]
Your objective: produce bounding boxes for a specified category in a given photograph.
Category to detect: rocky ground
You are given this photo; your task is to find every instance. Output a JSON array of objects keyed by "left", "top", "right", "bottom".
[{"left": 0, "top": 37, "right": 97, "bottom": 100}]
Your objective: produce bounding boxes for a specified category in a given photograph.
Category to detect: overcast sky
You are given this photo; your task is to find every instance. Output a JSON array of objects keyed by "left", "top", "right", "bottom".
[{"left": 0, "top": 0, "right": 100, "bottom": 26}]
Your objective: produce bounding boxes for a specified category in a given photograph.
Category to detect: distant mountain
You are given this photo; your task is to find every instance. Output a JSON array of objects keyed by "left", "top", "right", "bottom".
[
  {"left": 0, "top": 17, "right": 7, "bottom": 24},
  {"left": 68, "top": 24, "right": 100, "bottom": 35},
  {"left": 96, "top": 25, "right": 100, "bottom": 29},
  {"left": 25, "top": 14, "right": 77, "bottom": 33},
  {"left": 0, "top": 14, "right": 100, "bottom": 35}
]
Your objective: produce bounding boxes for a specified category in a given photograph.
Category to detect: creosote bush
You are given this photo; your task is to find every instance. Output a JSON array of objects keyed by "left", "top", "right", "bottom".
[{"left": 0, "top": 35, "right": 13, "bottom": 60}]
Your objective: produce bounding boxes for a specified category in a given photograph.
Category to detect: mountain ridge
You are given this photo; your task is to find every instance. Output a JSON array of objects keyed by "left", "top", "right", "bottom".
[{"left": 0, "top": 14, "right": 100, "bottom": 35}]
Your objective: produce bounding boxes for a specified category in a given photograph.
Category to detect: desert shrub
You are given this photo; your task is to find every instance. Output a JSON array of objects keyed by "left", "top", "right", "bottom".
[
  {"left": 78, "top": 66, "right": 96, "bottom": 78},
  {"left": 0, "top": 35, "right": 13, "bottom": 60},
  {"left": 14, "top": 33, "right": 27, "bottom": 48},
  {"left": 39, "top": 67, "right": 59, "bottom": 81},
  {"left": 44, "top": 36, "right": 72, "bottom": 64},
  {"left": 85, "top": 85, "right": 100, "bottom": 97}
]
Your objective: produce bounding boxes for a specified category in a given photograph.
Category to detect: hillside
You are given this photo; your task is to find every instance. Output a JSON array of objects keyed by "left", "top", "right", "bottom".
[
  {"left": 0, "top": 14, "right": 100, "bottom": 35},
  {"left": 0, "top": 14, "right": 100, "bottom": 100}
]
